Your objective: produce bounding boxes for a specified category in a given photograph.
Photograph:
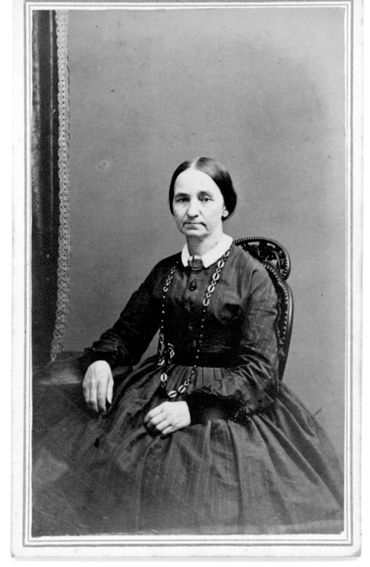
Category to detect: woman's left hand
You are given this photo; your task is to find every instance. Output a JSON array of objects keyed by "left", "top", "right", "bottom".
[{"left": 143, "top": 401, "right": 191, "bottom": 435}]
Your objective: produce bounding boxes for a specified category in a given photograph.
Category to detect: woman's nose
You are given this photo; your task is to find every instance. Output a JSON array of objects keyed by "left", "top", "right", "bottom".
[{"left": 186, "top": 199, "right": 199, "bottom": 217}]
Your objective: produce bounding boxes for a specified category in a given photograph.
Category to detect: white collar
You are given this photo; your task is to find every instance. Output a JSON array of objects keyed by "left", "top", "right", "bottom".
[{"left": 181, "top": 234, "right": 233, "bottom": 269}]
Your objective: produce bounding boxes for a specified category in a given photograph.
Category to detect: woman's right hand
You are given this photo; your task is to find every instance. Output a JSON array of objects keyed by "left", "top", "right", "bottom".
[{"left": 82, "top": 360, "right": 114, "bottom": 413}]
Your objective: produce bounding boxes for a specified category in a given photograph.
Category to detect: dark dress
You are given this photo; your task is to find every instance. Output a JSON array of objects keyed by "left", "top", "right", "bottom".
[{"left": 32, "top": 244, "right": 343, "bottom": 536}]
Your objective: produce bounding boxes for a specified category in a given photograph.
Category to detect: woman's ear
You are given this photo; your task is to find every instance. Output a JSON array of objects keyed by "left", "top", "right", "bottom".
[{"left": 222, "top": 208, "right": 229, "bottom": 219}]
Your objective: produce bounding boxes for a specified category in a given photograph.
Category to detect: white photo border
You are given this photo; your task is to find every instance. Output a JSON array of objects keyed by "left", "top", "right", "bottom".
[{"left": 12, "top": 0, "right": 363, "bottom": 557}]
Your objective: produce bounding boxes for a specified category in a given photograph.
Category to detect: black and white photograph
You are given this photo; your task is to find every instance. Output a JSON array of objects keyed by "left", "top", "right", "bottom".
[{"left": 11, "top": 0, "right": 362, "bottom": 558}]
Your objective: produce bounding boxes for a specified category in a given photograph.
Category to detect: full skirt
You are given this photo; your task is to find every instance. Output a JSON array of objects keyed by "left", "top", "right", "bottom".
[{"left": 32, "top": 357, "right": 344, "bottom": 536}]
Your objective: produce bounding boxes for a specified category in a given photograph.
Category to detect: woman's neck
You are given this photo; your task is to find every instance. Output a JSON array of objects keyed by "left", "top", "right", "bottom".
[{"left": 186, "top": 232, "right": 224, "bottom": 257}]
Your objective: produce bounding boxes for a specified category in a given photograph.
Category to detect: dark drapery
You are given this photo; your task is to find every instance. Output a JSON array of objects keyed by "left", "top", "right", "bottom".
[{"left": 32, "top": 11, "right": 60, "bottom": 368}]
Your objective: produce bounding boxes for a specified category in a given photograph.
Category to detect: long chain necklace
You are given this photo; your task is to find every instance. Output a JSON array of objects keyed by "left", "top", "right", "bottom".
[{"left": 157, "top": 245, "right": 233, "bottom": 399}]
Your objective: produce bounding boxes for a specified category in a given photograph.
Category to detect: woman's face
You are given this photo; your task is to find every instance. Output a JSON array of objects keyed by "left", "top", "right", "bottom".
[{"left": 172, "top": 168, "right": 228, "bottom": 241}]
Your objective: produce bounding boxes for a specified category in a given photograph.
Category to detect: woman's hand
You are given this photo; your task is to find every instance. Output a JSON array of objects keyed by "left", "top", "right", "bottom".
[
  {"left": 82, "top": 360, "right": 114, "bottom": 413},
  {"left": 144, "top": 401, "right": 191, "bottom": 435}
]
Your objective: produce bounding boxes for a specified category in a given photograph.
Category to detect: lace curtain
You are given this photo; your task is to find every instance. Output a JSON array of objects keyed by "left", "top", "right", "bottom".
[{"left": 32, "top": 10, "right": 70, "bottom": 369}]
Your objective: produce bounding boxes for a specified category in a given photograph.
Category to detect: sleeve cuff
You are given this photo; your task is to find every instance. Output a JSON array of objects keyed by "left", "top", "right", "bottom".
[
  {"left": 78, "top": 349, "right": 116, "bottom": 375},
  {"left": 185, "top": 386, "right": 278, "bottom": 424},
  {"left": 185, "top": 392, "right": 241, "bottom": 424}
]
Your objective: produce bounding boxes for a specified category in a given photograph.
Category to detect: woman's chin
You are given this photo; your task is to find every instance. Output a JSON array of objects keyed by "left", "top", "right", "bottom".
[{"left": 181, "top": 227, "right": 205, "bottom": 237}]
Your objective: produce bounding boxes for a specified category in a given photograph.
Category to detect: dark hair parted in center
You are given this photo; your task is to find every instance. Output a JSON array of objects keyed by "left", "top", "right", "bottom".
[{"left": 168, "top": 157, "right": 237, "bottom": 220}]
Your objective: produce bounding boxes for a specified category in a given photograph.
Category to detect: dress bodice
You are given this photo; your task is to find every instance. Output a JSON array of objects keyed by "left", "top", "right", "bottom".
[
  {"left": 80, "top": 245, "right": 279, "bottom": 371},
  {"left": 157, "top": 249, "right": 260, "bottom": 365}
]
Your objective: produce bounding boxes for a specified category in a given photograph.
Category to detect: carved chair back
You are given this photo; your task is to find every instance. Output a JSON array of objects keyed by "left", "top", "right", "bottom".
[{"left": 234, "top": 237, "right": 294, "bottom": 380}]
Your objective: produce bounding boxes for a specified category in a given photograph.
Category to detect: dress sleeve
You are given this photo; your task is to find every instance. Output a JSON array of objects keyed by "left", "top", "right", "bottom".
[
  {"left": 186, "top": 263, "right": 280, "bottom": 422},
  {"left": 78, "top": 264, "right": 163, "bottom": 374}
]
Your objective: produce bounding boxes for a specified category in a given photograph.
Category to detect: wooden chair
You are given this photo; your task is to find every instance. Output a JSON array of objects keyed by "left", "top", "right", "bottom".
[{"left": 234, "top": 237, "right": 294, "bottom": 380}]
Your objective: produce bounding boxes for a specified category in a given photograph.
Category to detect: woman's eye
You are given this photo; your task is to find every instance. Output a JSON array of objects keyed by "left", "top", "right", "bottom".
[{"left": 200, "top": 197, "right": 211, "bottom": 202}]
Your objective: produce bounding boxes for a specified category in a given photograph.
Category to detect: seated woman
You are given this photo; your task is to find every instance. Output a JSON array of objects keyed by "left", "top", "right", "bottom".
[{"left": 33, "top": 157, "right": 343, "bottom": 536}]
